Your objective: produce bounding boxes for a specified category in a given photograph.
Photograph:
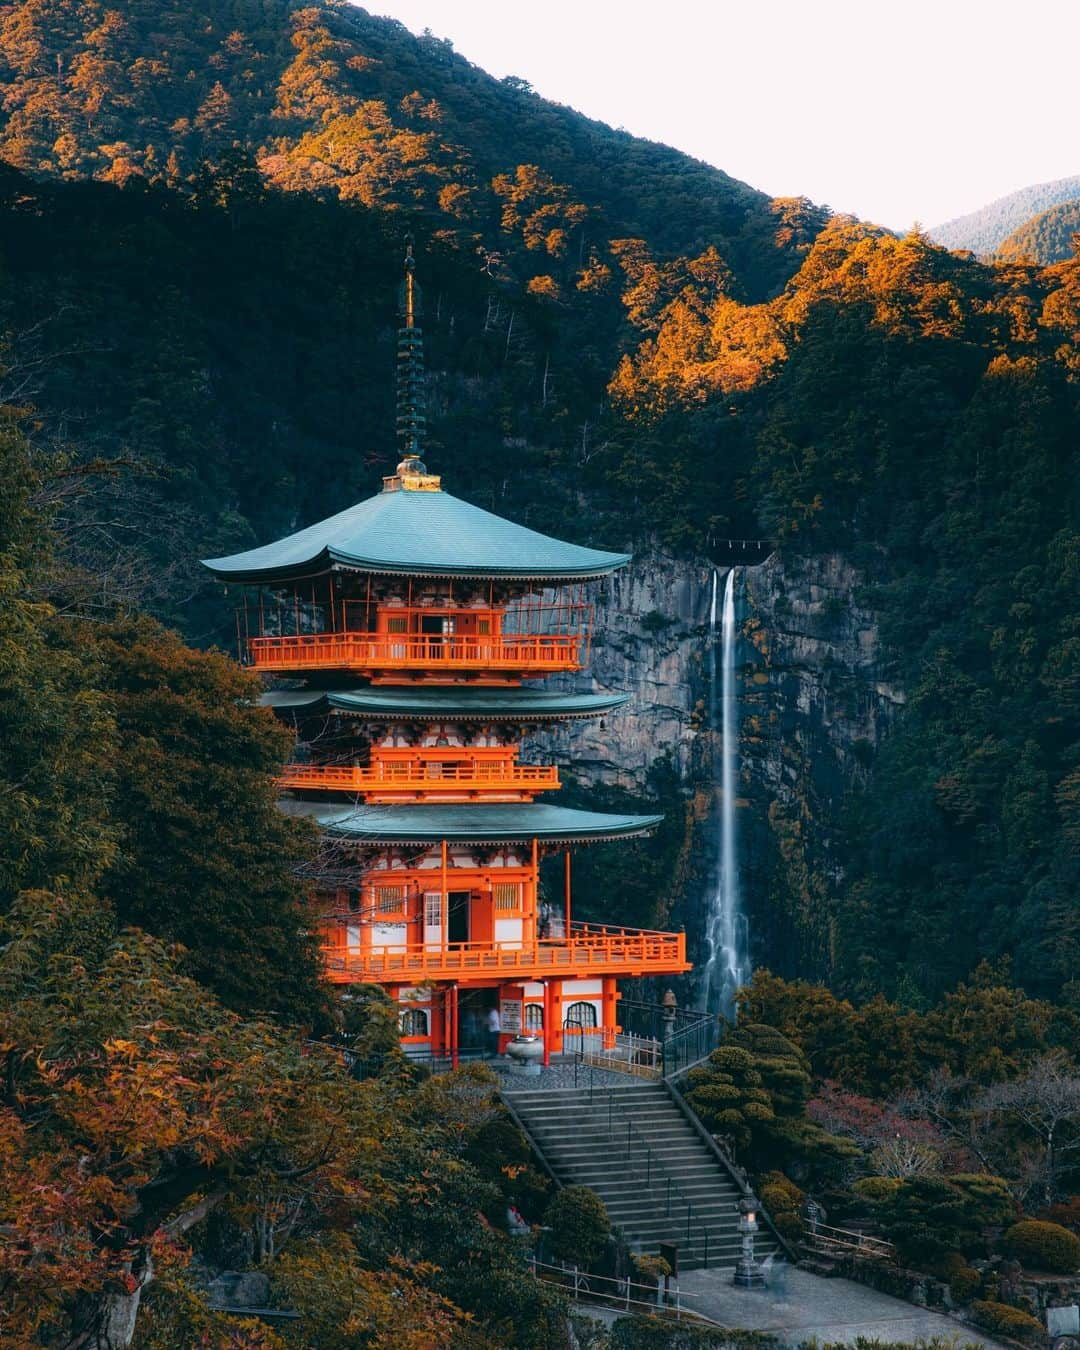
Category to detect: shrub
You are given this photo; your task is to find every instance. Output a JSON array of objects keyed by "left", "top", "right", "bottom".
[
  {"left": 948, "top": 1265, "right": 983, "bottom": 1304},
  {"left": 609, "top": 1315, "right": 780, "bottom": 1348},
  {"left": 544, "top": 1186, "right": 611, "bottom": 1268},
  {"left": 863, "top": 1174, "right": 1015, "bottom": 1267},
  {"left": 1004, "top": 1219, "right": 1080, "bottom": 1273},
  {"left": 1044, "top": 1196, "right": 1080, "bottom": 1233},
  {"left": 631, "top": 1253, "right": 671, "bottom": 1292},
  {"left": 773, "top": 1211, "right": 805, "bottom": 1242},
  {"left": 759, "top": 1171, "right": 804, "bottom": 1213},
  {"left": 852, "top": 1176, "right": 903, "bottom": 1204},
  {"left": 970, "top": 1300, "right": 1045, "bottom": 1343},
  {"left": 937, "top": 1251, "right": 968, "bottom": 1277}
]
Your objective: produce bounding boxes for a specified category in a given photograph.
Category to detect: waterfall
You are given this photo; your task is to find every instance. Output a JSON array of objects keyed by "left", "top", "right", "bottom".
[{"left": 701, "top": 568, "right": 750, "bottom": 1017}]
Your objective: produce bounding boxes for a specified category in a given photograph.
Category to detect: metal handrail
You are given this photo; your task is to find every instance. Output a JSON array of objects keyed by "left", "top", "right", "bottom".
[
  {"left": 661, "top": 1016, "right": 722, "bottom": 1078},
  {"left": 804, "top": 1220, "right": 894, "bottom": 1260},
  {"left": 663, "top": 1075, "right": 799, "bottom": 1262},
  {"left": 579, "top": 1088, "right": 719, "bottom": 1268}
]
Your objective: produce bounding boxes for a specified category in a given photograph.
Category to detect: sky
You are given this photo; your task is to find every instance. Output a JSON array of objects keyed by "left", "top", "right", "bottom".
[{"left": 364, "top": 0, "right": 1079, "bottom": 229}]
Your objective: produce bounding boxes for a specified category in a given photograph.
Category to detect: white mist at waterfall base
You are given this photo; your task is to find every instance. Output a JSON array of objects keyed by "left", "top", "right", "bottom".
[{"left": 701, "top": 568, "right": 750, "bottom": 1017}]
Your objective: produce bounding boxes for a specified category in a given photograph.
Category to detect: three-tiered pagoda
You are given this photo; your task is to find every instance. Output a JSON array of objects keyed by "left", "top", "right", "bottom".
[{"left": 203, "top": 246, "right": 689, "bottom": 1062}]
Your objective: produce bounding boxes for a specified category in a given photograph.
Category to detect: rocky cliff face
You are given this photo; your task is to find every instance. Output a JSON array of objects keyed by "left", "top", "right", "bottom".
[
  {"left": 533, "top": 550, "right": 715, "bottom": 793},
  {"left": 533, "top": 548, "right": 905, "bottom": 984}
]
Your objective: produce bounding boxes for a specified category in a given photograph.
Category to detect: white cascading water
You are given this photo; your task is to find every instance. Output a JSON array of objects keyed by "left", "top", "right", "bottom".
[{"left": 701, "top": 568, "right": 750, "bottom": 1017}]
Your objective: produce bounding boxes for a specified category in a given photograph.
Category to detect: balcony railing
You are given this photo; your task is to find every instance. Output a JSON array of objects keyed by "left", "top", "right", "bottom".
[
  {"left": 279, "top": 760, "right": 560, "bottom": 798},
  {"left": 246, "top": 631, "right": 585, "bottom": 676},
  {"left": 322, "top": 921, "right": 689, "bottom": 983}
]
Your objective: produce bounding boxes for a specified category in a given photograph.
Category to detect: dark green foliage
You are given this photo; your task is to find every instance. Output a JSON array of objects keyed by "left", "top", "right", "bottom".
[
  {"left": 96, "top": 615, "right": 325, "bottom": 1024},
  {"left": 862, "top": 1174, "right": 1016, "bottom": 1268},
  {"left": 1004, "top": 1218, "right": 1080, "bottom": 1273},
  {"left": 969, "top": 1300, "right": 1046, "bottom": 1344},
  {"left": 609, "top": 1317, "right": 779, "bottom": 1349},
  {"left": 998, "top": 200, "right": 1080, "bottom": 265},
  {"left": 948, "top": 1265, "right": 984, "bottom": 1304},
  {"left": 543, "top": 1186, "right": 611, "bottom": 1268},
  {"left": 743, "top": 968, "right": 1080, "bottom": 1097},
  {"left": 930, "top": 174, "right": 1080, "bottom": 254},
  {"left": 685, "top": 1023, "right": 858, "bottom": 1170},
  {"left": 0, "top": 415, "right": 117, "bottom": 907}
]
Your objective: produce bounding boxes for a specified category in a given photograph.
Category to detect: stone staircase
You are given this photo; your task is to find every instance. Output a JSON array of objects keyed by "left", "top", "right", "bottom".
[{"left": 503, "top": 1081, "right": 780, "bottom": 1271}]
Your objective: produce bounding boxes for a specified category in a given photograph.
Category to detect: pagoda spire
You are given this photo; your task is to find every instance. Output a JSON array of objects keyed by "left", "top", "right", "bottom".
[{"left": 396, "top": 235, "right": 426, "bottom": 460}]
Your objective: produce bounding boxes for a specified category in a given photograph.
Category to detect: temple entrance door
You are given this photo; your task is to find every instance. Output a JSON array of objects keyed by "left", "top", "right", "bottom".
[{"left": 448, "top": 891, "right": 470, "bottom": 945}]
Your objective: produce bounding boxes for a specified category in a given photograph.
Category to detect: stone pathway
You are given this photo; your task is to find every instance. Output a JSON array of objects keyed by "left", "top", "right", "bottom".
[
  {"left": 675, "top": 1267, "right": 1002, "bottom": 1346},
  {"left": 495, "top": 1058, "right": 652, "bottom": 1092}
]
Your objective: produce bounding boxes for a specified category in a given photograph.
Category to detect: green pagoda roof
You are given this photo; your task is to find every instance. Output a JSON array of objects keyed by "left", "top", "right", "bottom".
[
  {"left": 260, "top": 687, "right": 629, "bottom": 722},
  {"left": 202, "top": 483, "right": 629, "bottom": 584},
  {"left": 282, "top": 802, "right": 662, "bottom": 846}
]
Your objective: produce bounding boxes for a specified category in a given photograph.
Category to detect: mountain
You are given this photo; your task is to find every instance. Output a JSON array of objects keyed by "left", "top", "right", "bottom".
[
  {"left": 997, "top": 198, "right": 1080, "bottom": 264},
  {"left": 929, "top": 173, "right": 1080, "bottom": 255},
  {"left": 0, "top": 0, "right": 822, "bottom": 296}
]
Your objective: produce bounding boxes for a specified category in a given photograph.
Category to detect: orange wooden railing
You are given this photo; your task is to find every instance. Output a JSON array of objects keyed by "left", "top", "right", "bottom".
[
  {"left": 322, "top": 923, "right": 689, "bottom": 983},
  {"left": 279, "top": 760, "right": 560, "bottom": 795},
  {"left": 246, "top": 632, "right": 585, "bottom": 675}
]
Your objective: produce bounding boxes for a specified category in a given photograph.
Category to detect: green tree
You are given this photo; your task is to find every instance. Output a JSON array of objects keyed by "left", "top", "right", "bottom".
[
  {"left": 686, "top": 1023, "right": 858, "bottom": 1170},
  {"left": 96, "top": 616, "right": 324, "bottom": 1024}
]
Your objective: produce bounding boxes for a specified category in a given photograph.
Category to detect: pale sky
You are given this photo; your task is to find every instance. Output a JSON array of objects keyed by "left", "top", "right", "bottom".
[{"left": 364, "top": 0, "right": 1079, "bottom": 229}]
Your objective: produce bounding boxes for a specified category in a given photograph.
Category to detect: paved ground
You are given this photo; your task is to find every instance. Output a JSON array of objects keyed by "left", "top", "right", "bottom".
[
  {"left": 676, "top": 1266, "right": 1003, "bottom": 1346},
  {"left": 496, "top": 1058, "right": 651, "bottom": 1092}
]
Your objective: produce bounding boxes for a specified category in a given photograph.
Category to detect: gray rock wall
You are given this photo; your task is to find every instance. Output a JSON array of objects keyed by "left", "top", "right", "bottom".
[{"left": 530, "top": 547, "right": 905, "bottom": 981}]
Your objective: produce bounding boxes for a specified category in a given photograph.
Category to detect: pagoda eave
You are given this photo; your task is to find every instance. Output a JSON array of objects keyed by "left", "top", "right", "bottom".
[
  {"left": 259, "top": 688, "right": 631, "bottom": 722},
  {"left": 280, "top": 801, "right": 663, "bottom": 847}
]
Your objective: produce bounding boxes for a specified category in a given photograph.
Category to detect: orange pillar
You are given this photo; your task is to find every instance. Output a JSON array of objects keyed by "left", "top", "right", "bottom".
[
  {"left": 564, "top": 848, "right": 572, "bottom": 938},
  {"left": 602, "top": 977, "right": 618, "bottom": 1050},
  {"left": 450, "top": 985, "right": 459, "bottom": 1068},
  {"left": 542, "top": 979, "right": 554, "bottom": 1067},
  {"left": 529, "top": 836, "right": 539, "bottom": 945},
  {"left": 440, "top": 838, "right": 448, "bottom": 957}
]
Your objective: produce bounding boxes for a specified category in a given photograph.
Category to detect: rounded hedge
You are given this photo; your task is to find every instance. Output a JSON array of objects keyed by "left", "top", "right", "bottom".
[
  {"left": 852, "top": 1176, "right": 903, "bottom": 1204},
  {"left": 948, "top": 1265, "right": 982, "bottom": 1304},
  {"left": 543, "top": 1186, "right": 611, "bottom": 1268},
  {"left": 1004, "top": 1218, "right": 1080, "bottom": 1273},
  {"left": 773, "top": 1211, "right": 805, "bottom": 1242},
  {"left": 970, "top": 1300, "right": 1044, "bottom": 1343}
]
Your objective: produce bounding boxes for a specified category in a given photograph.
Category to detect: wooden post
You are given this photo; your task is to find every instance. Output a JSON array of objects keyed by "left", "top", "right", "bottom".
[
  {"left": 564, "top": 848, "right": 572, "bottom": 940},
  {"left": 440, "top": 838, "right": 448, "bottom": 959},
  {"left": 451, "top": 984, "right": 459, "bottom": 1068},
  {"left": 542, "top": 979, "right": 554, "bottom": 1067},
  {"left": 602, "top": 977, "right": 618, "bottom": 1050},
  {"left": 530, "top": 837, "right": 539, "bottom": 945}
]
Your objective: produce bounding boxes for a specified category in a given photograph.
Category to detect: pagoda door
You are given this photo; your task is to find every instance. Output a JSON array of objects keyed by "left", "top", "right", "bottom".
[
  {"left": 447, "top": 891, "right": 470, "bottom": 945},
  {"left": 423, "top": 891, "right": 443, "bottom": 951}
]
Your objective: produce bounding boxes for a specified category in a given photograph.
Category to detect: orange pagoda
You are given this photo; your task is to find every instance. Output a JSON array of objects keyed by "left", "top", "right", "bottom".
[{"left": 202, "top": 245, "right": 689, "bottom": 1063}]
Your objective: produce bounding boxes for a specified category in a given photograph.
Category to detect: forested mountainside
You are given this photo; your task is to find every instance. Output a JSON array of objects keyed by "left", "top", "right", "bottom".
[
  {"left": 0, "top": 0, "right": 816, "bottom": 292},
  {"left": 930, "top": 172, "right": 1080, "bottom": 255},
  {"left": 998, "top": 199, "right": 1080, "bottom": 264}
]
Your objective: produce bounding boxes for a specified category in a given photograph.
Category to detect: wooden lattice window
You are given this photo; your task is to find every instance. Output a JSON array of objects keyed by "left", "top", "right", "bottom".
[
  {"left": 424, "top": 894, "right": 442, "bottom": 927},
  {"left": 400, "top": 1007, "right": 429, "bottom": 1037},
  {"left": 493, "top": 882, "right": 521, "bottom": 913},
  {"left": 478, "top": 618, "right": 491, "bottom": 635},
  {"left": 386, "top": 616, "right": 408, "bottom": 633},
  {"left": 375, "top": 885, "right": 405, "bottom": 915},
  {"left": 564, "top": 1001, "right": 598, "bottom": 1029},
  {"left": 524, "top": 1004, "right": 544, "bottom": 1030}
]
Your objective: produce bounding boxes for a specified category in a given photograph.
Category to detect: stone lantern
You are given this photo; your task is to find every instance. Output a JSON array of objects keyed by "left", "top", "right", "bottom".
[{"left": 732, "top": 1193, "right": 765, "bottom": 1288}]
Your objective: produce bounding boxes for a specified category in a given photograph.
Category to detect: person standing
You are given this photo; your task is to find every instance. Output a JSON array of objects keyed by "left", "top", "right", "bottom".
[{"left": 486, "top": 1004, "right": 502, "bottom": 1058}]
